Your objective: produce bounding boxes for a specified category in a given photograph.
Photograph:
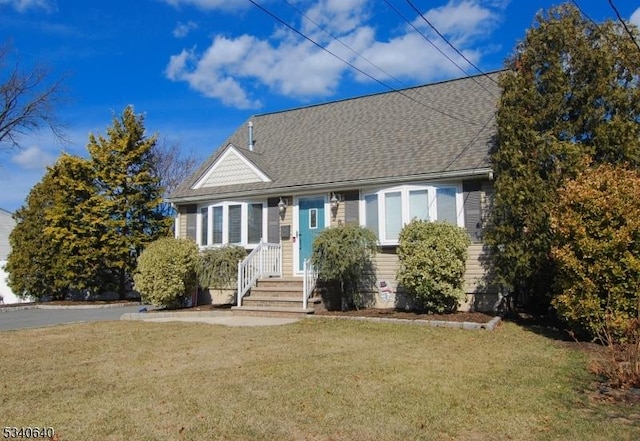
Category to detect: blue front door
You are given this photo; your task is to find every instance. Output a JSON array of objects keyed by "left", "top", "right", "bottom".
[{"left": 298, "top": 197, "right": 325, "bottom": 272}]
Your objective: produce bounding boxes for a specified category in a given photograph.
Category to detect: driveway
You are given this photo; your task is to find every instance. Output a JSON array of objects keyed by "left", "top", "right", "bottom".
[{"left": 0, "top": 304, "right": 148, "bottom": 332}]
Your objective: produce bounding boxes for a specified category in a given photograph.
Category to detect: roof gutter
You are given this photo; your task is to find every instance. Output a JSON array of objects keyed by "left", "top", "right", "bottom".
[{"left": 167, "top": 167, "right": 493, "bottom": 204}]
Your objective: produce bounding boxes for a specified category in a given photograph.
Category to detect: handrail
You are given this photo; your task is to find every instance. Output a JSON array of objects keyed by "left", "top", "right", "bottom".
[
  {"left": 302, "top": 257, "right": 318, "bottom": 310},
  {"left": 237, "top": 241, "right": 282, "bottom": 306}
]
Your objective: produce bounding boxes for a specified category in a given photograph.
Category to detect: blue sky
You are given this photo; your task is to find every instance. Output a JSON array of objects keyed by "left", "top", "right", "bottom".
[{"left": 1, "top": 0, "right": 639, "bottom": 212}]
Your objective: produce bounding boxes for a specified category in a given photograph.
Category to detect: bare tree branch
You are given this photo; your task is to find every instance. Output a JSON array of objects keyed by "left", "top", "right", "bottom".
[
  {"left": 0, "top": 40, "right": 68, "bottom": 152},
  {"left": 151, "top": 138, "right": 200, "bottom": 216}
]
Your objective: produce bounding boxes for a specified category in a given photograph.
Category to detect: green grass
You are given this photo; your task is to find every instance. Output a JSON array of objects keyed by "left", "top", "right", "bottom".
[{"left": 1, "top": 319, "right": 638, "bottom": 440}]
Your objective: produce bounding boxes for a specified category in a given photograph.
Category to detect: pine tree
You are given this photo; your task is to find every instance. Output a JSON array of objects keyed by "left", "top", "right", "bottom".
[
  {"left": 87, "top": 106, "right": 171, "bottom": 299},
  {"left": 43, "top": 154, "right": 106, "bottom": 295},
  {"left": 486, "top": 4, "right": 640, "bottom": 310},
  {"left": 5, "top": 156, "right": 92, "bottom": 300}
]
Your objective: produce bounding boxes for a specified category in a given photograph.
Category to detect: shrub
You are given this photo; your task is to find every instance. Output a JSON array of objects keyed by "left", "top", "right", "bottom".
[
  {"left": 551, "top": 164, "right": 640, "bottom": 341},
  {"left": 311, "top": 224, "right": 378, "bottom": 310},
  {"left": 197, "top": 245, "right": 247, "bottom": 289},
  {"left": 133, "top": 237, "right": 199, "bottom": 309},
  {"left": 397, "top": 220, "right": 470, "bottom": 313}
]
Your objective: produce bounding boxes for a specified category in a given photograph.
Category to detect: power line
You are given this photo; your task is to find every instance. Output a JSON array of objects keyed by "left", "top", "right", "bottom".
[
  {"left": 607, "top": 0, "right": 640, "bottom": 53},
  {"left": 404, "top": 0, "right": 499, "bottom": 86},
  {"left": 382, "top": 0, "right": 499, "bottom": 99},
  {"left": 280, "top": 0, "right": 406, "bottom": 91},
  {"left": 248, "top": 0, "right": 485, "bottom": 126}
]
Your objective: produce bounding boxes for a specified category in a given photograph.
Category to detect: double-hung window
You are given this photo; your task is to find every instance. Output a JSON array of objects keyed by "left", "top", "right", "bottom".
[
  {"left": 362, "top": 184, "right": 462, "bottom": 245},
  {"left": 199, "top": 201, "right": 265, "bottom": 247}
]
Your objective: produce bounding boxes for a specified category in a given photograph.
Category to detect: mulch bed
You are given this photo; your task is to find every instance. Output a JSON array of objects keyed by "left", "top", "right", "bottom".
[{"left": 314, "top": 308, "right": 496, "bottom": 323}]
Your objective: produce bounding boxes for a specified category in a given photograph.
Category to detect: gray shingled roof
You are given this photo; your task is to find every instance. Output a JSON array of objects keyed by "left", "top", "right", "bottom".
[{"left": 169, "top": 71, "right": 502, "bottom": 203}]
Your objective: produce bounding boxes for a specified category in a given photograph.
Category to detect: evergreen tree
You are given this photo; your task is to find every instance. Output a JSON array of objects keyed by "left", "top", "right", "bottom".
[
  {"left": 5, "top": 156, "right": 91, "bottom": 300},
  {"left": 87, "top": 106, "right": 171, "bottom": 299},
  {"left": 43, "top": 154, "right": 106, "bottom": 295},
  {"left": 486, "top": 4, "right": 640, "bottom": 310}
]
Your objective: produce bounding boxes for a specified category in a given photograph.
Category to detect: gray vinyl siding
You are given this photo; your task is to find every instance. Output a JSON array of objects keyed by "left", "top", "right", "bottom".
[{"left": 0, "top": 209, "right": 15, "bottom": 261}]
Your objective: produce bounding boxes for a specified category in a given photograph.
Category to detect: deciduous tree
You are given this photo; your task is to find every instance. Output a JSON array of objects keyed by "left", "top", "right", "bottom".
[{"left": 0, "top": 41, "right": 66, "bottom": 152}]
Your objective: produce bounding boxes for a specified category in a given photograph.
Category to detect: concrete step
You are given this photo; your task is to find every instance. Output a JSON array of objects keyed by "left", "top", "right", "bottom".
[
  {"left": 249, "top": 286, "right": 304, "bottom": 298},
  {"left": 242, "top": 296, "right": 305, "bottom": 308},
  {"left": 255, "top": 277, "right": 303, "bottom": 289},
  {"left": 231, "top": 305, "right": 315, "bottom": 318}
]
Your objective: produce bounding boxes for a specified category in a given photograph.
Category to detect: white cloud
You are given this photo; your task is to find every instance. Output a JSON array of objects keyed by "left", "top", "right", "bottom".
[
  {"left": 11, "top": 145, "right": 56, "bottom": 170},
  {"left": 631, "top": 8, "right": 640, "bottom": 28},
  {"left": 172, "top": 20, "right": 198, "bottom": 38},
  {"left": 0, "top": 0, "right": 54, "bottom": 12},
  {"left": 162, "top": 0, "right": 249, "bottom": 13},
  {"left": 165, "top": 0, "right": 505, "bottom": 108},
  {"left": 423, "top": 0, "right": 500, "bottom": 46}
]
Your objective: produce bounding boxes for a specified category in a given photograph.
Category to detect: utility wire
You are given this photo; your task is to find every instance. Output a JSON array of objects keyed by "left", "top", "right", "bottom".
[
  {"left": 280, "top": 0, "right": 406, "bottom": 91},
  {"left": 383, "top": 0, "right": 499, "bottom": 99},
  {"left": 405, "top": 0, "right": 499, "bottom": 86},
  {"left": 607, "top": 0, "right": 640, "bottom": 53},
  {"left": 248, "top": 0, "right": 485, "bottom": 126}
]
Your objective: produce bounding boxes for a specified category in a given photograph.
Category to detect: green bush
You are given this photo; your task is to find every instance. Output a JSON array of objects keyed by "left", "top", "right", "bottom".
[
  {"left": 197, "top": 245, "right": 247, "bottom": 289},
  {"left": 397, "top": 220, "right": 470, "bottom": 313},
  {"left": 311, "top": 224, "right": 378, "bottom": 310},
  {"left": 551, "top": 164, "right": 640, "bottom": 340},
  {"left": 133, "top": 237, "right": 199, "bottom": 309}
]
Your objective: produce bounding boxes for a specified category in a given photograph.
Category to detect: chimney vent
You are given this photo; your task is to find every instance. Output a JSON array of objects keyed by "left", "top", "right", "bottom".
[{"left": 248, "top": 121, "right": 254, "bottom": 151}]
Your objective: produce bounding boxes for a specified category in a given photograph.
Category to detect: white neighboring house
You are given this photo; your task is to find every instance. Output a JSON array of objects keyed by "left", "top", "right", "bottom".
[{"left": 0, "top": 208, "right": 30, "bottom": 304}]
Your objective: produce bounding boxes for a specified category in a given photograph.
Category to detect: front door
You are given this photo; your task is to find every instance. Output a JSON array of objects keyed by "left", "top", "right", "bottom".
[{"left": 298, "top": 196, "right": 325, "bottom": 272}]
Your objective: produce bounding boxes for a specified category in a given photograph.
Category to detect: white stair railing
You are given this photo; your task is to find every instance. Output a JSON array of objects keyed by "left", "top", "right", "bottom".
[
  {"left": 237, "top": 241, "right": 282, "bottom": 307},
  {"left": 302, "top": 257, "right": 318, "bottom": 310}
]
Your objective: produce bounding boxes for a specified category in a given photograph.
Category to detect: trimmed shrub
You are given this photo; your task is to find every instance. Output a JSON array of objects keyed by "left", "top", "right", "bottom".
[
  {"left": 551, "top": 164, "right": 640, "bottom": 341},
  {"left": 311, "top": 224, "right": 378, "bottom": 310},
  {"left": 397, "top": 220, "right": 470, "bottom": 313},
  {"left": 133, "top": 237, "right": 199, "bottom": 309},
  {"left": 196, "top": 245, "right": 247, "bottom": 289}
]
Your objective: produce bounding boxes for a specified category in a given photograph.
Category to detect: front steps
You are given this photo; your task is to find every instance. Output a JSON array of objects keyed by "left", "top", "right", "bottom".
[{"left": 231, "top": 277, "right": 319, "bottom": 318}]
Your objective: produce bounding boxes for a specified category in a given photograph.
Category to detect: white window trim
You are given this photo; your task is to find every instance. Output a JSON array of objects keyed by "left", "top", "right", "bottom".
[
  {"left": 360, "top": 183, "right": 464, "bottom": 246},
  {"left": 197, "top": 200, "right": 267, "bottom": 248}
]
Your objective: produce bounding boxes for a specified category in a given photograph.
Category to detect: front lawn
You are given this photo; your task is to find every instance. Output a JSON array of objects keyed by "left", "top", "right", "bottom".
[{"left": 0, "top": 319, "right": 637, "bottom": 440}]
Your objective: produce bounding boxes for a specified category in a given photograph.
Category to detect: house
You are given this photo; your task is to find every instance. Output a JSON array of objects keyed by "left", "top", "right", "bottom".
[
  {"left": 0, "top": 208, "right": 29, "bottom": 305},
  {"left": 168, "top": 72, "right": 501, "bottom": 314}
]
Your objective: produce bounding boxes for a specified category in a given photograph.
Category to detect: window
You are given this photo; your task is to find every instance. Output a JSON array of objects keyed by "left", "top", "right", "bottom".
[
  {"left": 362, "top": 184, "right": 462, "bottom": 244},
  {"left": 200, "top": 207, "right": 208, "bottom": 245},
  {"left": 409, "top": 189, "right": 429, "bottom": 221},
  {"left": 436, "top": 187, "right": 457, "bottom": 224},
  {"left": 384, "top": 192, "right": 402, "bottom": 240},
  {"left": 364, "top": 194, "right": 379, "bottom": 238},
  {"left": 309, "top": 208, "right": 318, "bottom": 229},
  {"left": 248, "top": 203, "right": 263, "bottom": 243},
  {"left": 228, "top": 205, "right": 242, "bottom": 243},
  {"left": 199, "top": 201, "right": 265, "bottom": 247},
  {"left": 212, "top": 206, "right": 223, "bottom": 244}
]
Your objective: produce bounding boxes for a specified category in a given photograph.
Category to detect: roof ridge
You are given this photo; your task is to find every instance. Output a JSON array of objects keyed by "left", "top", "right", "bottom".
[{"left": 250, "top": 69, "right": 505, "bottom": 119}]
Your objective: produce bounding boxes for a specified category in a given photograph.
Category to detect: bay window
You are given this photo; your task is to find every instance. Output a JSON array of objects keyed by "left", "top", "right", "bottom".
[
  {"left": 199, "top": 201, "right": 265, "bottom": 247},
  {"left": 362, "top": 184, "right": 463, "bottom": 244}
]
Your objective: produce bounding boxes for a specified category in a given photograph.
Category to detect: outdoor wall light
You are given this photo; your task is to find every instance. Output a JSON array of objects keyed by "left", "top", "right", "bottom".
[
  {"left": 330, "top": 193, "right": 339, "bottom": 210},
  {"left": 330, "top": 192, "right": 340, "bottom": 218},
  {"left": 278, "top": 197, "right": 287, "bottom": 216}
]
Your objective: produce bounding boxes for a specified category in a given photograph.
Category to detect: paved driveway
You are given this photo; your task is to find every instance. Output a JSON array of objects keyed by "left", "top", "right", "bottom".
[{"left": 0, "top": 304, "right": 148, "bottom": 332}]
